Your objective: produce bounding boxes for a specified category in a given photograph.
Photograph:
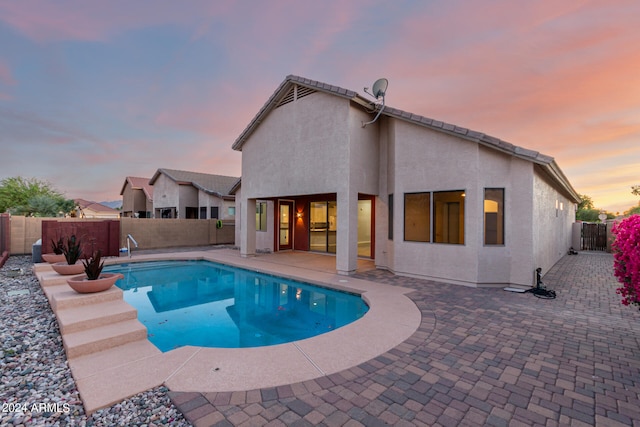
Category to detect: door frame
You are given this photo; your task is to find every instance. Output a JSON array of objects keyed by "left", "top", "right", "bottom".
[{"left": 278, "top": 200, "right": 294, "bottom": 251}]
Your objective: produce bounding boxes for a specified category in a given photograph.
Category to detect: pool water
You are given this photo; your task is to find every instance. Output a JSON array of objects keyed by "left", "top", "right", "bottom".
[{"left": 104, "top": 260, "right": 369, "bottom": 352}]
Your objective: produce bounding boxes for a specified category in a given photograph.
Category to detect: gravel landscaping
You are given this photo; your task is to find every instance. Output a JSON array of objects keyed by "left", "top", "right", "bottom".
[{"left": 0, "top": 255, "right": 191, "bottom": 426}]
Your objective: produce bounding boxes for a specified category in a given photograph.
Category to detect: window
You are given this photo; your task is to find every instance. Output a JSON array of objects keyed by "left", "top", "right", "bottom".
[
  {"left": 433, "top": 191, "right": 465, "bottom": 244},
  {"left": 403, "top": 190, "right": 466, "bottom": 244},
  {"left": 388, "top": 194, "right": 394, "bottom": 240},
  {"left": 484, "top": 188, "right": 504, "bottom": 245},
  {"left": 210, "top": 207, "right": 219, "bottom": 219},
  {"left": 256, "top": 202, "right": 267, "bottom": 231},
  {"left": 404, "top": 193, "right": 430, "bottom": 242},
  {"left": 199, "top": 207, "right": 207, "bottom": 219},
  {"left": 228, "top": 206, "right": 235, "bottom": 216}
]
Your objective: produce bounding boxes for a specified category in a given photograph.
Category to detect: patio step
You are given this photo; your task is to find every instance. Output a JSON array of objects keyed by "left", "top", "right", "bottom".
[
  {"left": 36, "top": 270, "right": 72, "bottom": 287},
  {"left": 51, "top": 286, "right": 123, "bottom": 311},
  {"left": 56, "top": 300, "right": 138, "bottom": 334},
  {"left": 62, "top": 319, "right": 148, "bottom": 359},
  {"left": 33, "top": 262, "right": 54, "bottom": 273}
]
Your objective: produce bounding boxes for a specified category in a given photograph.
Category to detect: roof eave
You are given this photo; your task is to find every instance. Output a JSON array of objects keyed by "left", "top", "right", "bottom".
[
  {"left": 537, "top": 161, "right": 581, "bottom": 204},
  {"left": 149, "top": 169, "right": 166, "bottom": 185}
]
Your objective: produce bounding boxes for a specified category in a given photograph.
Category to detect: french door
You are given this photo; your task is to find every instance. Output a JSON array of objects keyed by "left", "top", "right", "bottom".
[{"left": 278, "top": 201, "right": 293, "bottom": 250}]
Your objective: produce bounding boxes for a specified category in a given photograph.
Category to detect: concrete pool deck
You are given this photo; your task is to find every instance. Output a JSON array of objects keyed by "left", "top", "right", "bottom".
[{"left": 34, "top": 249, "right": 421, "bottom": 414}]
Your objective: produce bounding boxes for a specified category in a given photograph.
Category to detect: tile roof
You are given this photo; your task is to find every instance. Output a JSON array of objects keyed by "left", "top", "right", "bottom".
[
  {"left": 120, "top": 176, "right": 154, "bottom": 200},
  {"left": 73, "top": 199, "right": 119, "bottom": 213},
  {"left": 149, "top": 168, "right": 239, "bottom": 198},
  {"left": 231, "top": 75, "right": 580, "bottom": 203}
]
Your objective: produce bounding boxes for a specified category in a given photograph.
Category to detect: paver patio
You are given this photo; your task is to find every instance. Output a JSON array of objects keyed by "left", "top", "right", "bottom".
[{"left": 169, "top": 251, "right": 640, "bottom": 426}]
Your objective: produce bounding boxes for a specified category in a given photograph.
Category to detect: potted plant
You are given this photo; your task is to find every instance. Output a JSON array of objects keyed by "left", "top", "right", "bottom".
[
  {"left": 42, "top": 237, "right": 66, "bottom": 263},
  {"left": 51, "top": 234, "right": 85, "bottom": 275},
  {"left": 66, "top": 250, "right": 124, "bottom": 293}
]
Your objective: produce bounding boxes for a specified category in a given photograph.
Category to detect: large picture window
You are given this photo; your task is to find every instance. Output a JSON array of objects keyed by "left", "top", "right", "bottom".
[
  {"left": 484, "top": 188, "right": 504, "bottom": 245},
  {"left": 404, "top": 193, "right": 430, "bottom": 242},
  {"left": 256, "top": 202, "right": 267, "bottom": 231},
  {"left": 403, "top": 190, "right": 466, "bottom": 244},
  {"left": 433, "top": 191, "right": 465, "bottom": 244}
]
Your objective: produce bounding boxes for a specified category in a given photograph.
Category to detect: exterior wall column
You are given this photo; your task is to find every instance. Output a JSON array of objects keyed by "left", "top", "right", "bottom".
[
  {"left": 240, "top": 197, "right": 256, "bottom": 258},
  {"left": 336, "top": 189, "right": 358, "bottom": 275}
]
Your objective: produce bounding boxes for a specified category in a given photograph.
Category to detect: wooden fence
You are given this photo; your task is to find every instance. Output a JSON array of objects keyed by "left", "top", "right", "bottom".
[
  {"left": 581, "top": 222, "right": 607, "bottom": 251},
  {"left": 1, "top": 216, "right": 235, "bottom": 256},
  {"left": 42, "top": 219, "right": 120, "bottom": 257}
]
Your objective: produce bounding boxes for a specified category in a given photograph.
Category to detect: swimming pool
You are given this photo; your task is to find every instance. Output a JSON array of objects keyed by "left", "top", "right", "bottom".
[{"left": 104, "top": 260, "right": 369, "bottom": 352}]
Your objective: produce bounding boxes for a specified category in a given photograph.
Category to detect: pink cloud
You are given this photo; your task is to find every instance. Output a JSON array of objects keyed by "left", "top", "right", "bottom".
[
  {"left": 0, "top": 1, "right": 232, "bottom": 43},
  {"left": 0, "top": 107, "right": 102, "bottom": 146},
  {"left": 145, "top": 77, "right": 280, "bottom": 144},
  {"left": 362, "top": 2, "right": 640, "bottom": 158},
  {"left": 0, "top": 61, "right": 16, "bottom": 86}
]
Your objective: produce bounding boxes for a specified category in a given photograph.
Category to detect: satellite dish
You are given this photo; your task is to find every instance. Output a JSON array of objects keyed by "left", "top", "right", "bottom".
[
  {"left": 371, "top": 78, "right": 388, "bottom": 99},
  {"left": 362, "top": 77, "right": 389, "bottom": 127}
]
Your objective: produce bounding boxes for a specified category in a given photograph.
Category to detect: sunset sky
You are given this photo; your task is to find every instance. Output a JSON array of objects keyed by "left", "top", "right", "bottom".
[{"left": 0, "top": 1, "right": 638, "bottom": 214}]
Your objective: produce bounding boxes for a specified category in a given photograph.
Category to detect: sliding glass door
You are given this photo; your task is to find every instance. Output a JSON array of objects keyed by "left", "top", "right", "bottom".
[{"left": 309, "top": 201, "right": 337, "bottom": 253}]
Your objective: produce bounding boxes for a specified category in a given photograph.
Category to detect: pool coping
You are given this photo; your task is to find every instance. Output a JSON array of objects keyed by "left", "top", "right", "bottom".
[{"left": 35, "top": 249, "right": 421, "bottom": 414}]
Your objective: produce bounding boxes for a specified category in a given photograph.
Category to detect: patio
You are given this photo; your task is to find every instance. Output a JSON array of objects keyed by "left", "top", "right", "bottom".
[{"left": 169, "top": 251, "right": 640, "bottom": 426}]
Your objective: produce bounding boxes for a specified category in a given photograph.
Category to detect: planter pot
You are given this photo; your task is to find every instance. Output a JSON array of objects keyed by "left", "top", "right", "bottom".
[
  {"left": 42, "top": 253, "right": 66, "bottom": 264},
  {"left": 51, "top": 262, "right": 85, "bottom": 275},
  {"left": 66, "top": 273, "right": 124, "bottom": 294}
]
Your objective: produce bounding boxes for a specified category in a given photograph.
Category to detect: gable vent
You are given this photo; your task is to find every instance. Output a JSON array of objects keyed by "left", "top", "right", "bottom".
[
  {"left": 276, "top": 85, "right": 317, "bottom": 108},
  {"left": 296, "top": 86, "right": 316, "bottom": 99}
]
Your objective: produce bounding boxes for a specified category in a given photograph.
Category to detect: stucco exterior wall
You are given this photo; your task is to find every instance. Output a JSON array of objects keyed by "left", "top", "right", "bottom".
[
  {"left": 234, "top": 189, "right": 273, "bottom": 252},
  {"left": 532, "top": 168, "right": 575, "bottom": 276},
  {"left": 374, "top": 118, "right": 394, "bottom": 269},
  {"left": 122, "top": 185, "right": 150, "bottom": 218},
  {"left": 348, "top": 104, "right": 380, "bottom": 196},
  {"left": 152, "top": 174, "right": 179, "bottom": 213},
  {"left": 386, "top": 119, "right": 480, "bottom": 286},
  {"left": 178, "top": 185, "right": 198, "bottom": 218},
  {"left": 134, "top": 190, "right": 148, "bottom": 216},
  {"left": 476, "top": 147, "right": 535, "bottom": 286},
  {"left": 240, "top": 91, "right": 352, "bottom": 200},
  {"left": 197, "top": 192, "right": 235, "bottom": 220},
  {"left": 121, "top": 184, "right": 134, "bottom": 216}
]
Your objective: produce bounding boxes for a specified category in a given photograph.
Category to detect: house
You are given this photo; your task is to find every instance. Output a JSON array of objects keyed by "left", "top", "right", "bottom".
[
  {"left": 74, "top": 199, "right": 120, "bottom": 219},
  {"left": 232, "top": 75, "right": 581, "bottom": 288},
  {"left": 149, "top": 168, "right": 239, "bottom": 220},
  {"left": 120, "top": 176, "right": 154, "bottom": 218}
]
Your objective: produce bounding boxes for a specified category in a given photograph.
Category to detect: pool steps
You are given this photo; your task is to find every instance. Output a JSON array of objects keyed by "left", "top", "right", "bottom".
[
  {"left": 33, "top": 263, "right": 150, "bottom": 360},
  {"left": 55, "top": 299, "right": 138, "bottom": 334},
  {"left": 62, "top": 318, "right": 147, "bottom": 359}
]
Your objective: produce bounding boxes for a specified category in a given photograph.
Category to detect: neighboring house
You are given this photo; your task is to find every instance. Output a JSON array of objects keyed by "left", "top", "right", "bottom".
[
  {"left": 149, "top": 168, "right": 239, "bottom": 220},
  {"left": 74, "top": 199, "right": 120, "bottom": 219},
  {"left": 232, "top": 75, "right": 581, "bottom": 288},
  {"left": 120, "top": 176, "right": 154, "bottom": 218}
]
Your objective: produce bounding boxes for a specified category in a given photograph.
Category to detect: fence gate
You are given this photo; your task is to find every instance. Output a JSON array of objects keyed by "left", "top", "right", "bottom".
[{"left": 581, "top": 222, "right": 607, "bottom": 251}]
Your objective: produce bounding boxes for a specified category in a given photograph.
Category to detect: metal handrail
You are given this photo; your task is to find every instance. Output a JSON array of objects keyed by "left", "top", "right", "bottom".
[{"left": 126, "top": 234, "right": 138, "bottom": 258}]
